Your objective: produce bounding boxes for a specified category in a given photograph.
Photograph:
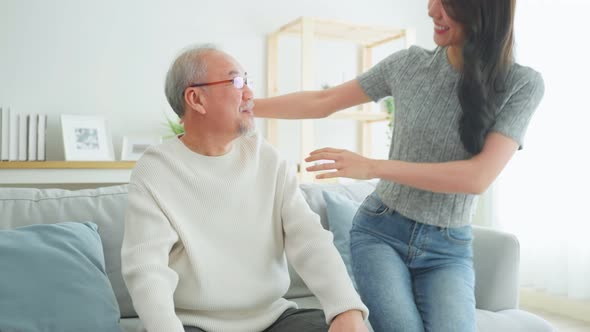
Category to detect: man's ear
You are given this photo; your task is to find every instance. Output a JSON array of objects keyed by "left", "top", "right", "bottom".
[{"left": 184, "top": 88, "right": 207, "bottom": 115}]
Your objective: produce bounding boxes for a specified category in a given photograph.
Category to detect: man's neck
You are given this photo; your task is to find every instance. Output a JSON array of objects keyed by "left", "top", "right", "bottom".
[{"left": 180, "top": 133, "right": 235, "bottom": 156}]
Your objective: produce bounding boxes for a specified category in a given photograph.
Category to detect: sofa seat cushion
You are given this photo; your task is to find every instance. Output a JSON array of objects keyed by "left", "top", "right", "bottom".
[
  {"left": 119, "top": 300, "right": 553, "bottom": 332},
  {"left": 476, "top": 309, "right": 554, "bottom": 332},
  {"left": 0, "top": 222, "right": 122, "bottom": 332},
  {"left": 284, "top": 296, "right": 553, "bottom": 332},
  {"left": 119, "top": 317, "right": 141, "bottom": 332}
]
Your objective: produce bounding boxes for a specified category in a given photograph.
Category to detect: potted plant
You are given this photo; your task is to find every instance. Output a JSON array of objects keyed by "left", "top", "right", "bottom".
[
  {"left": 164, "top": 114, "right": 184, "bottom": 137},
  {"left": 382, "top": 97, "right": 395, "bottom": 148}
]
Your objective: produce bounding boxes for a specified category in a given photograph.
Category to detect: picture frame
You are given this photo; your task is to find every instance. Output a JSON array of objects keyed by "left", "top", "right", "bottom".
[
  {"left": 61, "top": 114, "right": 114, "bottom": 161},
  {"left": 120, "top": 136, "right": 162, "bottom": 161}
]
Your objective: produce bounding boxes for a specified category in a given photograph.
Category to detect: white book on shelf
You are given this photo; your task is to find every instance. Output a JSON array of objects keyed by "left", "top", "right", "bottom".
[
  {"left": 37, "top": 114, "right": 47, "bottom": 161},
  {"left": 18, "top": 114, "right": 28, "bottom": 161},
  {"left": 27, "top": 113, "right": 37, "bottom": 161},
  {"left": 8, "top": 110, "right": 18, "bottom": 161},
  {"left": 1, "top": 107, "right": 8, "bottom": 160}
]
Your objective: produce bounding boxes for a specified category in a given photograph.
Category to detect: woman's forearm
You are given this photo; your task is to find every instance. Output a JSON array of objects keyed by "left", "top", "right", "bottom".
[
  {"left": 254, "top": 79, "right": 371, "bottom": 119},
  {"left": 371, "top": 159, "right": 487, "bottom": 195},
  {"left": 369, "top": 133, "right": 518, "bottom": 194},
  {"left": 254, "top": 90, "right": 331, "bottom": 119}
]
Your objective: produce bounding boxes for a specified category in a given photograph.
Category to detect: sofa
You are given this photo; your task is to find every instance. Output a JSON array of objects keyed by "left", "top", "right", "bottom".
[{"left": 0, "top": 181, "right": 554, "bottom": 332}]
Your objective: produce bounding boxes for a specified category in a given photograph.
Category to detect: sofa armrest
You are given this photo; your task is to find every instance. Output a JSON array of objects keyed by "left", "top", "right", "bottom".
[{"left": 473, "top": 225, "right": 520, "bottom": 312}]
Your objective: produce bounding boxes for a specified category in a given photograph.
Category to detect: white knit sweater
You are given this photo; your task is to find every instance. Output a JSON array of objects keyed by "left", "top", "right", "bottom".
[{"left": 121, "top": 133, "right": 367, "bottom": 332}]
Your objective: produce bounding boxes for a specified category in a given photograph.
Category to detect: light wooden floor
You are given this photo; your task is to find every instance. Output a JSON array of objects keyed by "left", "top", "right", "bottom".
[{"left": 523, "top": 306, "right": 590, "bottom": 332}]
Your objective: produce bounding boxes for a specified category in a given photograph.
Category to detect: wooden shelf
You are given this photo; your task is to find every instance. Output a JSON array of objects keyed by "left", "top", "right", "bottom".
[
  {"left": 0, "top": 161, "right": 135, "bottom": 185},
  {"left": 328, "top": 110, "right": 390, "bottom": 122},
  {"left": 266, "top": 16, "right": 413, "bottom": 183},
  {"left": 277, "top": 17, "right": 406, "bottom": 47},
  {"left": 0, "top": 161, "right": 135, "bottom": 169}
]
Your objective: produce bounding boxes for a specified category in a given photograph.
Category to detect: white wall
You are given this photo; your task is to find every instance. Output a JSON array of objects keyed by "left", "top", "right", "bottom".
[{"left": 0, "top": 0, "right": 434, "bottom": 160}]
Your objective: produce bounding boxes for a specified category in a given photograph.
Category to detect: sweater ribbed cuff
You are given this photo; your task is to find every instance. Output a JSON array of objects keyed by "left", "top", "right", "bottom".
[{"left": 141, "top": 313, "right": 185, "bottom": 332}]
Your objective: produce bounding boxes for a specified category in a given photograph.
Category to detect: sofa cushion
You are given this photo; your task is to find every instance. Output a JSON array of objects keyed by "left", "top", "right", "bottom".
[
  {"left": 0, "top": 185, "right": 135, "bottom": 317},
  {"left": 299, "top": 181, "right": 376, "bottom": 230},
  {"left": 0, "top": 222, "right": 122, "bottom": 332},
  {"left": 0, "top": 182, "right": 378, "bottom": 316},
  {"left": 284, "top": 181, "right": 376, "bottom": 299},
  {"left": 475, "top": 309, "right": 554, "bottom": 332},
  {"left": 322, "top": 190, "right": 361, "bottom": 287}
]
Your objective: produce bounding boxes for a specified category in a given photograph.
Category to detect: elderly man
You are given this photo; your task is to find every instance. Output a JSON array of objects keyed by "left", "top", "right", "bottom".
[{"left": 121, "top": 44, "right": 368, "bottom": 332}]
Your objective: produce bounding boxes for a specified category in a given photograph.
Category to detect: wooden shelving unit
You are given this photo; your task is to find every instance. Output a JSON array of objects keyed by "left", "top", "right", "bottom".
[
  {"left": 0, "top": 161, "right": 135, "bottom": 185},
  {"left": 0, "top": 161, "right": 135, "bottom": 169},
  {"left": 327, "top": 110, "right": 390, "bottom": 122},
  {"left": 266, "top": 17, "right": 414, "bottom": 182}
]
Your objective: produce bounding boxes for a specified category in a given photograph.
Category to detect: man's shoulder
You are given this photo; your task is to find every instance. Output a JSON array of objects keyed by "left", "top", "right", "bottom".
[
  {"left": 131, "top": 138, "right": 178, "bottom": 180},
  {"left": 136, "top": 138, "right": 176, "bottom": 163},
  {"left": 239, "top": 131, "right": 289, "bottom": 174},
  {"left": 240, "top": 131, "right": 280, "bottom": 158}
]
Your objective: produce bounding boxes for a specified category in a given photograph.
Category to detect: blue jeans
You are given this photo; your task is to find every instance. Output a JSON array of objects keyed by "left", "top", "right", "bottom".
[{"left": 350, "top": 193, "right": 476, "bottom": 332}]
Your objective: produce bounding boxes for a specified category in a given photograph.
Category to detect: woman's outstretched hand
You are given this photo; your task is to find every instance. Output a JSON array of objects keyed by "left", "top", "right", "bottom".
[{"left": 305, "top": 148, "right": 376, "bottom": 180}]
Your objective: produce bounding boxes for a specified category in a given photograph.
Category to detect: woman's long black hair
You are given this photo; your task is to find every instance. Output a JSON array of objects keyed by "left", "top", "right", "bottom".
[{"left": 442, "top": 0, "right": 516, "bottom": 154}]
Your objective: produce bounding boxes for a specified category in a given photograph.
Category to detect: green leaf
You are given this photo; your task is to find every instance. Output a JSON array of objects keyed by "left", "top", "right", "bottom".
[{"left": 163, "top": 114, "right": 184, "bottom": 137}]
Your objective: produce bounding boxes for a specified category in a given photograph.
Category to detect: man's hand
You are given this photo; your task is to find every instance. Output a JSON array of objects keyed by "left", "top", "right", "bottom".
[{"left": 328, "top": 310, "right": 368, "bottom": 332}]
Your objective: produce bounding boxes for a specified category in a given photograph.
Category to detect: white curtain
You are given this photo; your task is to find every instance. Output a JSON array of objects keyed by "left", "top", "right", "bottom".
[{"left": 494, "top": 0, "right": 590, "bottom": 300}]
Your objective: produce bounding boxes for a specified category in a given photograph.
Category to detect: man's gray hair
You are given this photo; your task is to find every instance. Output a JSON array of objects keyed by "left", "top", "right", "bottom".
[{"left": 165, "top": 44, "right": 218, "bottom": 118}]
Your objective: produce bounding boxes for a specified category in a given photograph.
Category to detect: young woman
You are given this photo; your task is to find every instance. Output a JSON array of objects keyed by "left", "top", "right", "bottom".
[{"left": 254, "top": 0, "right": 544, "bottom": 331}]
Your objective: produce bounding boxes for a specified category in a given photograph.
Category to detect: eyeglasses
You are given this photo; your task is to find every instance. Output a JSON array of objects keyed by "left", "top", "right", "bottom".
[{"left": 188, "top": 74, "right": 252, "bottom": 90}]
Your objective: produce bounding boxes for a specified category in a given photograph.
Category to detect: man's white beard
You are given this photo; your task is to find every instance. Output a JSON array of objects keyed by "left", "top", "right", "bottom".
[{"left": 239, "top": 118, "right": 255, "bottom": 137}]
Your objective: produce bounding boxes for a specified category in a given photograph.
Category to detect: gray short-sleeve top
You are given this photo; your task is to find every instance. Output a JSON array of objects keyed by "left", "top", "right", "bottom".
[{"left": 357, "top": 46, "right": 544, "bottom": 227}]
